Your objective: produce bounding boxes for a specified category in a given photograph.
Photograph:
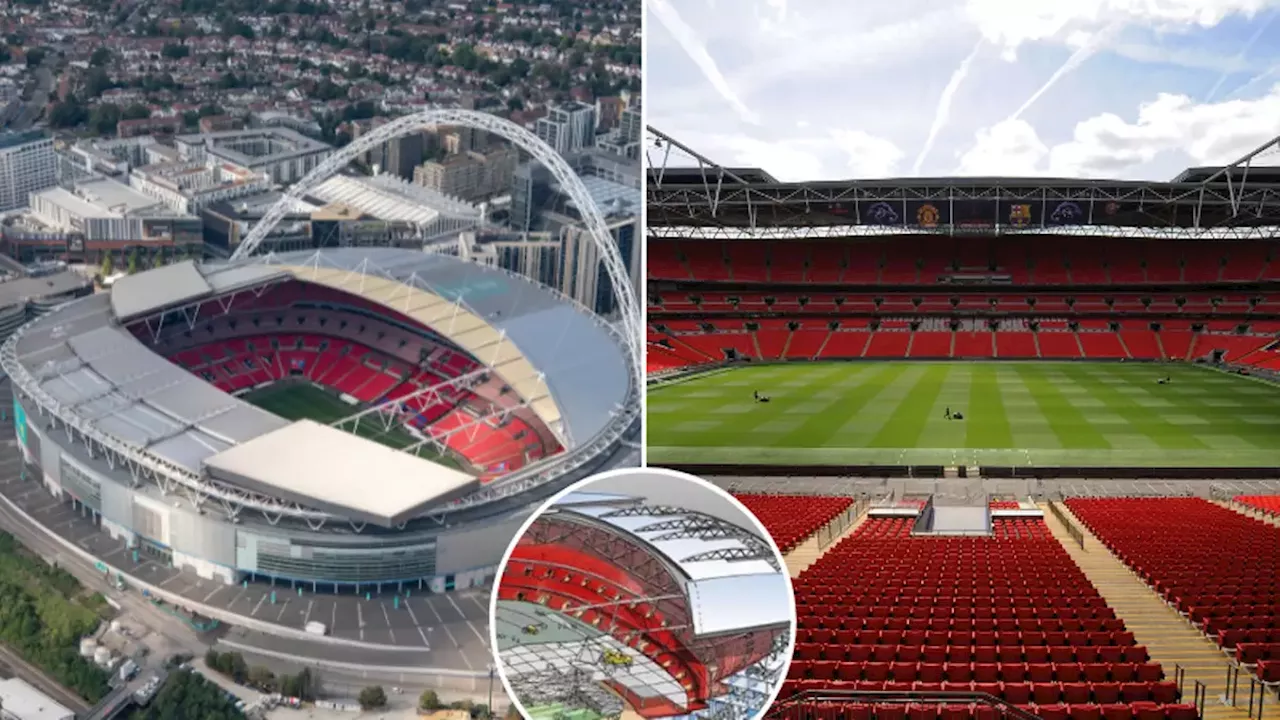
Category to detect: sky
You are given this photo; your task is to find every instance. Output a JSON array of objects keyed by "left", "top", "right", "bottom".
[{"left": 645, "top": 0, "right": 1280, "bottom": 182}]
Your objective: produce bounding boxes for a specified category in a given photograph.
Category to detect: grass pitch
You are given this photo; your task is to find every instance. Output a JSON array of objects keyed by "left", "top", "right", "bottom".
[
  {"left": 240, "top": 382, "right": 463, "bottom": 470},
  {"left": 646, "top": 362, "right": 1280, "bottom": 468}
]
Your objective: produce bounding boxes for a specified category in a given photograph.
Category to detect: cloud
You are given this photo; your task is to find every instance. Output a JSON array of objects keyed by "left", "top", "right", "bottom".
[
  {"left": 957, "top": 84, "right": 1280, "bottom": 177},
  {"left": 1204, "top": 8, "right": 1277, "bottom": 101},
  {"left": 956, "top": 120, "right": 1051, "bottom": 175},
  {"left": 913, "top": 40, "right": 983, "bottom": 174},
  {"left": 1006, "top": 20, "right": 1121, "bottom": 122},
  {"left": 668, "top": 129, "right": 904, "bottom": 181},
  {"left": 965, "top": 0, "right": 1279, "bottom": 58},
  {"left": 647, "top": 0, "right": 760, "bottom": 125}
]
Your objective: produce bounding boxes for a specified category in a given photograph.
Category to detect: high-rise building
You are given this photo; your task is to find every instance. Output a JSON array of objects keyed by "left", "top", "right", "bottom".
[
  {"left": 535, "top": 102, "right": 598, "bottom": 157},
  {"left": 508, "top": 150, "right": 640, "bottom": 316},
  {"left": 0, "top": 130, "right": 56, "bottom": 213},
  {"left": 598, "top": 103, "right": 641, "bottom": 161}
]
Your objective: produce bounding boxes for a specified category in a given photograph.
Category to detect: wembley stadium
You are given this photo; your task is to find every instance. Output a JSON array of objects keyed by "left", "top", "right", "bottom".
[
  {"left": 646, "top": 126, "right": 1280, "bottom": 720},
  {"left": 493, "top": 485, "right": 792, "bottom": 720},
  {"left": 0, "top": 245, "right": 639, "bottom": 602}
]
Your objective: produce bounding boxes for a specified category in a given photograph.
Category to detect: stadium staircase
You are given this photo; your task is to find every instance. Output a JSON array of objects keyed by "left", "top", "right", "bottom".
[
  {"left": 783, "top": 503, "right": 870, "bottom": 578},
  {"left": 1042, "top": 504, "right": 1245, "bottom": 720}
]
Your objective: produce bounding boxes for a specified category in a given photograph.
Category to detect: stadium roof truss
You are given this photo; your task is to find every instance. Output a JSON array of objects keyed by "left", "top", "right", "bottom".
[
  {"left": 508, "top": 509, "right": 790, "bottom": 716},
  {"left": 646, "top": 126, "right": 1280, "bottom": 240}
]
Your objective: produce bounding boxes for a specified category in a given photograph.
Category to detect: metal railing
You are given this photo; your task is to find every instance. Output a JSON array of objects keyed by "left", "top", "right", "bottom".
[
  {"left": 814, "top": 498, "right": 868, "bottom": 550},
  {"left": 1226, "top": 660, "right": 1279, "bottom": 720},
  {"left": 1047, "top": 500, "right": 1086, "bottom": 549},
  {"left": 766, "top": 690, "right": 1042, "bottom": 720}
]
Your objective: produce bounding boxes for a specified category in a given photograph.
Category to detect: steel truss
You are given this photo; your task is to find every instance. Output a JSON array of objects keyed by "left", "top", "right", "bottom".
[
  {"left": 646, "top": 125, "right": 1280, "bottom": 238},
  {"left": 231, "top": 109, "right": 642, "bottom": 394},
  {"left": 601, "top": 505, "right": 781, "bottom": 571}
]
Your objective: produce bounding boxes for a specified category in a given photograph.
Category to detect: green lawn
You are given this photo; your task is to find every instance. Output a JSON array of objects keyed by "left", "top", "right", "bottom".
[
  {"left": 647, "top": 362, "right": 1280, "bottom": 468},
  {"left": 240, "top": 382, "right": 464, "bottom": 470}
]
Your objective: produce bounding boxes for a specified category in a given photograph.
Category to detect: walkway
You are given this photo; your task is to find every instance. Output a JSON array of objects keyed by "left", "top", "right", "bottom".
[
  {"left": 781, "top": 504, "right": 868, "bottom": 578},
  {"left": 1042, "top": 503, "right": 1252, "bottom": 720}
]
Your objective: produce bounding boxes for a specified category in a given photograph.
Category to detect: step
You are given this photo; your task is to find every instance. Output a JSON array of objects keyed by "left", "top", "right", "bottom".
[
  {"left": 1042, "top": 503, "right": 1256, "bottom": 720},
  {"left": 783, "top": 504, "right": 868, "bottom": 578}
]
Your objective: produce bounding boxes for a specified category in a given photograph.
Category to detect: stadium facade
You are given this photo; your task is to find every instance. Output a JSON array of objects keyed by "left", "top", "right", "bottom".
[{"left": 3, "top": 248, "right": 638, "bottom": 591}]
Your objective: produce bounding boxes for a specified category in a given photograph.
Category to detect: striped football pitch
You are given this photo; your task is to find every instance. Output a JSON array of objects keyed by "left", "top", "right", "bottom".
[{"left": 646, "top": 362, "right": 1280, "bottom": 468}]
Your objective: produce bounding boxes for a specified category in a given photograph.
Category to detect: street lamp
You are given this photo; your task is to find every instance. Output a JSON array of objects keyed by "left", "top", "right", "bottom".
[{"left": 487, "top": 663, "right": 495, "bottom": 718}]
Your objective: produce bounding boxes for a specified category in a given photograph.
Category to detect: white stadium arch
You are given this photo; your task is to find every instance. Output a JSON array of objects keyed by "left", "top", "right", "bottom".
[{"left": 230, "top": 109, "right": 643, "bottom": 389}]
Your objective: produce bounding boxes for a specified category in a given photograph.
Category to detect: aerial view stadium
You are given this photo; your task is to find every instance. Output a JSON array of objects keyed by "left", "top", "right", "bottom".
[
  {"left": 491, "top": 469, "right": 794, "bottom": 720},
  {"left": 0, "top": 110, "right": 641, "bottom": 671},
  {"left": 645, "top": 125, "right": 1280, "bottom": 720}
]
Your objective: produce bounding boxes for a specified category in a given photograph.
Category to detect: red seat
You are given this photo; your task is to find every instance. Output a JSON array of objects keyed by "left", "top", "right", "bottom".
[{"left": 1070, "top": 704, "right": 1103, "bottom": 720}]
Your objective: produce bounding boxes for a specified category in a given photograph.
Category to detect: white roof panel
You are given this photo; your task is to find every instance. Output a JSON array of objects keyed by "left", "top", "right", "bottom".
[
  {"left": 110, "top": 260, "right": 213, "bottom": 320},
  {"left": 685, "top": 575, "right": 792, "bottom": 637},
  {"left": 203, "top": 420, "right": 479, "bottom": 526}
]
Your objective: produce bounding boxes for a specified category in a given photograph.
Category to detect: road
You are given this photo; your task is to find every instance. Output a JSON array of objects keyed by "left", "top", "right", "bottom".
[{"left": 4, "top": 54, "right": 55, "bottom": 131}]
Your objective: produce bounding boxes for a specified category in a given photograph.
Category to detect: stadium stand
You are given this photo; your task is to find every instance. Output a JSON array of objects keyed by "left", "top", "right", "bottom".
[
  {"left": 1064, "top": 498, "right": 1280, "bottom": 687},
  {"left": 647, "top": 237, "right": 1280, "bottom": 372},
  {"left": 779, "top": 516, "right": 1196, "bottom": 720},
  {"left": 734, "top": 494, "right": 856, "bottom": 553},
  {"left": 1234, "top": 495, "right": 1280, "bottom": 518},
  {"left": 145, "top": 280, "right": 557, "bottom": 477}
]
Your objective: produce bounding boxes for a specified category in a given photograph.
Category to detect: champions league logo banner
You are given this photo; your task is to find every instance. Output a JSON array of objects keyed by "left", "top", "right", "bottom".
[
  {"left": 862, "top": 201, "right": 902, "bottom": 227},
  {"left": 1047, "top": 201, "right": 1087, "bottom": 226}
]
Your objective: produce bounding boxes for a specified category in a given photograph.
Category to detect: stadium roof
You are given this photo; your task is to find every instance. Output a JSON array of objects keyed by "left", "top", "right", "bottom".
[
  {"left": 549, "top": 493, "right": 792, "bottom": 638},
  {"left": 109, "top": 260, "right": 289, "bottom": 321},
  {"left": 14, "top": 295, "right": 289, "bottom": 472},
  {"left": 11, "top": 249, "right": 630, "bottom": 521},
  {"left": 263, "top": 249, "right": 629, "bottom": 446},
  {"left": 203, "top": 420, "right": 478, "bottom": 526},
  {"left": 647, "top": 166, "right": 1280, "bottom": 232}
]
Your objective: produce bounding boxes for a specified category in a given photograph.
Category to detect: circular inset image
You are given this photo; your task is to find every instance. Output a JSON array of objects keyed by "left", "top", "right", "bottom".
[{"left": 489, "top": 467, "right": 796, "bottom": 720}]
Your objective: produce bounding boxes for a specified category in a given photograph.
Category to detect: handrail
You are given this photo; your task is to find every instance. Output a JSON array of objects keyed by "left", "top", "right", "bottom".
[
  {"left": 1047, "top": 500, "right": 1086, "bottom": 549},
  {"left": 766, "top": 689, "right": 1042, "bottom": 720}
]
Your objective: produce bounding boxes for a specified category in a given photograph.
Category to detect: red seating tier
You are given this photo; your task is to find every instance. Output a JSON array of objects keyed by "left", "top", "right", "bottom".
[
  {"left": 782, "top": 517, "right": 1187, "bottom": 719},
  {"left": 1066, "top": 498, "right": 1280, "bottom": 659},
  {"left": 734, "top": 494, "right": 856, "bottom": 553}
]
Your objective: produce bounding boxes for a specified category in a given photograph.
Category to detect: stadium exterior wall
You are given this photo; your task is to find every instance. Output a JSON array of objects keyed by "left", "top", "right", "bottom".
[{"left": 13, "top": 393, "right": 529, "bottom": 590}]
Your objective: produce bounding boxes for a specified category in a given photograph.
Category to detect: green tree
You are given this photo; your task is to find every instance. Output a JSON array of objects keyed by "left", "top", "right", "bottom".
[
  {"left": 127, "top": 249, "right": 139, "bottom": 275},
  {"left": 122, "top": 104, "right": 151, "bottom": 121},
  {"left": 48, "top": 99, "right": 88, "bottom": 128},
  {"left": 358, "top": 686, "right": 386, "bottom": 710},
  {"left": 88, "top": 104, "right": 121, "bottom": 136},
  {"left": 99, "top": 253, "right": 113, "bottom": 278},
  {"left": 419, "top": 689, "right": 441, "bottom": 710},
  {"left": 25, "top": 47, "right": 46, "bottom": 66},
  {"left": 246, "top": 665, "right": 275, "bottom": 692},
  {"left": 151, "top": 252, "right": 164, "bottom": 269},
  {"left": 89, "top": 47, "right": 112, "bottom": 66},
  {"left": 84, "top": 67, "right": 113, "bottom": 98}
]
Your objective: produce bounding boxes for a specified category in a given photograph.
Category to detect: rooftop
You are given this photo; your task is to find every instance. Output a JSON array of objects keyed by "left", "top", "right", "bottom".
[
  {"left": 203, "top": 419, "right": 479, "bottom": 527},
  {"left": 0, "top": 129, "right": 49, "bottom": 151},
  {"left": 0, "top": 270, "right": 89, "bottom": 310},
  {"left": 0, "top": 678, "right": 75, "bottom": 720}
]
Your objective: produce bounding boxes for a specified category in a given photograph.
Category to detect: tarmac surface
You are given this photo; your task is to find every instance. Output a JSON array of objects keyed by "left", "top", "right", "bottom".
[{"left": 0, "top": 407, "right": 494, "bottom": 673}]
